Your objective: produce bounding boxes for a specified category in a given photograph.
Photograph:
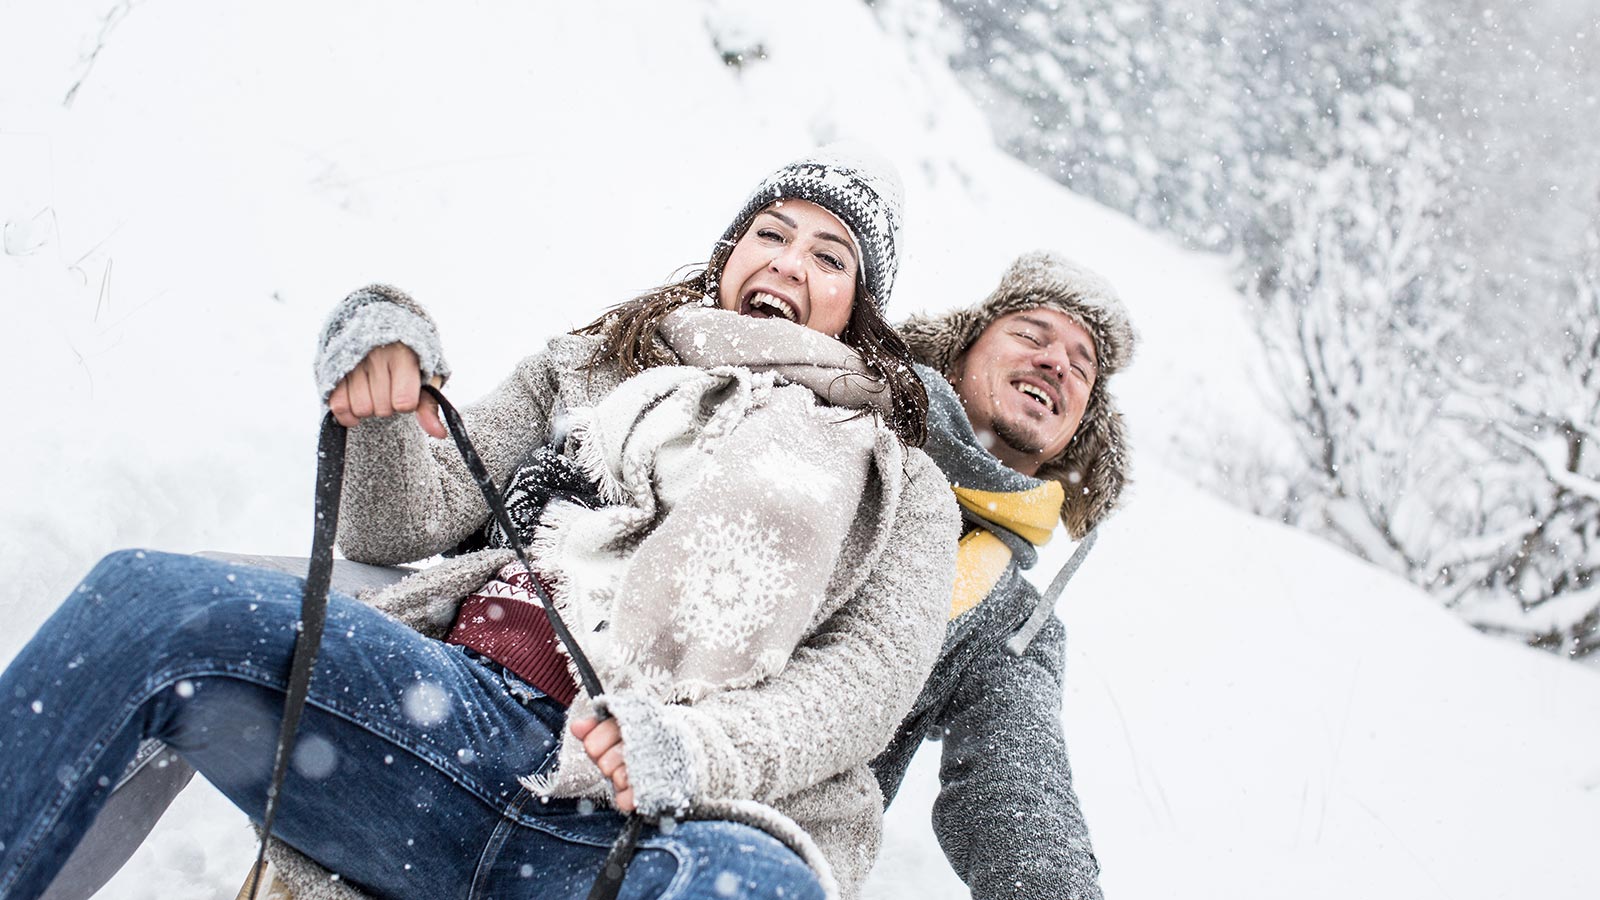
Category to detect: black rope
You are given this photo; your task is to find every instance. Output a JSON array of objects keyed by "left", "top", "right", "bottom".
[
  {"left": 589, "top": 814, "right": 646, "bottom": 900},
  {"left": 421, "top": 386, "right": 609, "bottom": 701},
  {"left": 247, "top": 391, "right": 643, "bottom": 900},
  {"left": 419, "top": 386, "right": 641, "bottom": 900},
  {"left": 246, "top": 412, "right": 344, "bottom": 899}
]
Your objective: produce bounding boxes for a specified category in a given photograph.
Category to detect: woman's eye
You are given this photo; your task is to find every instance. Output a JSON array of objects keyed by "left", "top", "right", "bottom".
[
  {"left": 818, "top": 252, "right": 845, "bottom": 272},
  {"left": 757, "top": 228, "right": 785, "bottom": 242}
]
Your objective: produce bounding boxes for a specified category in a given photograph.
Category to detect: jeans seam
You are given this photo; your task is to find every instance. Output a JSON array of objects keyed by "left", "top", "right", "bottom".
[
  {"left": 468, "top": 787, "right": 533, "bottom": 900},
  {"left": 651, "top": 836, "right": 693, "bottom": 899}
]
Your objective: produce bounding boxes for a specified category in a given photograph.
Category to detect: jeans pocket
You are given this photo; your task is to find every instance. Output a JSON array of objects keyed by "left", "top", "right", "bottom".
[{"left": 499, "top": 667, "right": 549, "bottom": 707}]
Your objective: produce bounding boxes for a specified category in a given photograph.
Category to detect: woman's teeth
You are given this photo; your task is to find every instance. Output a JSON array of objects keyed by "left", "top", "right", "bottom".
[{"left": 750, "top": 292, "right": 798, "bottom": 322}]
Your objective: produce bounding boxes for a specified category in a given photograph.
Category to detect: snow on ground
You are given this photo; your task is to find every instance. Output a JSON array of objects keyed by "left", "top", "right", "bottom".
[{"left": 2, "top": 2, "right": 1597, "bottom": 898}]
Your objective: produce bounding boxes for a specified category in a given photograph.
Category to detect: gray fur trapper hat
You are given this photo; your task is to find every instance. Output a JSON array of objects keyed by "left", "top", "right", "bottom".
[
  {"left": 709, "top": 143, "right": 905, "bottom": 310},
  {"left": 898, "top": 250, "right": 1137, "bottom": 539}
]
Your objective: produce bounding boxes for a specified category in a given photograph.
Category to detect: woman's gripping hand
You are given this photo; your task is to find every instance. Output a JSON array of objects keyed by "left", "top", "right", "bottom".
[
  {"left": 570, "top": 716, "right": 635, "bottom": 813},
  {"left": 326, "top": 342, "right": 446, "bottom": 438}
]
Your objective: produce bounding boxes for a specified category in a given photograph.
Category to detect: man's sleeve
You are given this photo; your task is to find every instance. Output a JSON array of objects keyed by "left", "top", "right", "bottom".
[{"left": 932, "top": 612, "right": 1105, "bottom": 900}]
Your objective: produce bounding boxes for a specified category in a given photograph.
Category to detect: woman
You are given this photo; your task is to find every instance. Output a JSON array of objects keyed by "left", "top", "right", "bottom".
[{"left": 0, "top": 146, "right": 958, "bottom": 900}]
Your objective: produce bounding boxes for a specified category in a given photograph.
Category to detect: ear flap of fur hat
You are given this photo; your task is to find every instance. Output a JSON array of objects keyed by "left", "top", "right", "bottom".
[{"left": 898, "top": 251, "right": 1137, "bottom": 539}]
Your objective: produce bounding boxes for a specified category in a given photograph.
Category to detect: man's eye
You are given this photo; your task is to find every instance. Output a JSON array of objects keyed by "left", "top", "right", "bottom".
[{"left": 1014, "top": 331, "right": 1043, "bottom": 346}]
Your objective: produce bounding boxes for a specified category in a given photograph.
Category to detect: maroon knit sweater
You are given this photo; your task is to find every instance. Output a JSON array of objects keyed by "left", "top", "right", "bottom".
[{"left": 445, "top": 564, "right": 578, "bottom": 706}]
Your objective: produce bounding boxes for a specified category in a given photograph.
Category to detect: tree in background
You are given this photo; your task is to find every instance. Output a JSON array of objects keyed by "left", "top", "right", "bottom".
[
  {"left": 1453, "top": 202, "right": 1600, "bottom": 659},
  {"left": 1247, "top": 84, "right": 1466, "bottom": 582}
]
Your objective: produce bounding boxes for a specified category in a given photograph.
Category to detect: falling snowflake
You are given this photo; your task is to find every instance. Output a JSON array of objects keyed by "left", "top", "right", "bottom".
[
  {"left": 401, "top": 681, "right": 451, "bottom": 727},
  {"left": 670, "top": 511, "right": 796, "bottom": 654},
  {"left": 293, "top": 734, "right": 338, "bottom": 780}
]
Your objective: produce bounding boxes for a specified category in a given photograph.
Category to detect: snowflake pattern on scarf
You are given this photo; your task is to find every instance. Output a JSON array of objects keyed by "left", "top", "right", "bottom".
[{"left": 669, "top": 510, "right": 799, "bottom": 654}]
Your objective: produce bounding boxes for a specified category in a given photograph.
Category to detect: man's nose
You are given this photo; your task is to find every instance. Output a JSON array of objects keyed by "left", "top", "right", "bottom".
[{"left": 1031, "top": 347, "right": 1067, "bottom": 381}]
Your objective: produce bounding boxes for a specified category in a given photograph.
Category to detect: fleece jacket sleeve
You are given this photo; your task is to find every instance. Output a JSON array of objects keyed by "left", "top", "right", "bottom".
[
  {"left": 932, "top": 612, "right": 1105, "bottom": 900},
  {"left": 313, "top": 286, "right": 563, "bottom": 565}
]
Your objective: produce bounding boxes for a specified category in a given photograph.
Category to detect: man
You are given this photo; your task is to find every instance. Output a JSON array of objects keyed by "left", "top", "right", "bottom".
[{"left": 875, "top": 250, "right": 1136, "bottom": 899}]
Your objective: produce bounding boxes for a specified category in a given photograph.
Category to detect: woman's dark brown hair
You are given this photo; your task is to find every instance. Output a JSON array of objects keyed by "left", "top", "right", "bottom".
[{"left": 574, "top": 216, "right": 929, "bottom": 446}]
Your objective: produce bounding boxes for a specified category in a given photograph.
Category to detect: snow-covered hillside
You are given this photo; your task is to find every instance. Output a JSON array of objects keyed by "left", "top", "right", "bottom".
[{"left": 3, "top": 2, "right": 1597, "bottom": 899}]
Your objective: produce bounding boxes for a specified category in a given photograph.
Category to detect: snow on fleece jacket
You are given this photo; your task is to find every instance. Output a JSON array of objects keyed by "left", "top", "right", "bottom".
[
  {"left": 265, "top": 286, "right": 959, "bottom": 900},
  {"left": 870, "top": 369, "right": 1106, "bottom": 900}
]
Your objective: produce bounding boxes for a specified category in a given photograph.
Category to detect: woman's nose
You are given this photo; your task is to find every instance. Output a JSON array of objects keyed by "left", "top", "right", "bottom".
[{"left": 769, "top": 246, "right": 805, "bottom": 280}]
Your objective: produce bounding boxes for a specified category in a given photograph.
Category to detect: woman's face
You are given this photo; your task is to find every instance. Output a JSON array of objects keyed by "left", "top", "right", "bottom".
[{"left": 717, "top": 199, "right": 859, "bottom": 338}]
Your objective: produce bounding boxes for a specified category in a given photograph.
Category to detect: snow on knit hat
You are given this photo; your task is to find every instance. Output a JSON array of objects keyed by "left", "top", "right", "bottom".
[
  {"left": 709, "top": 143, "right": 905, "bottom": 310},
  {"left": 897, "top": 251, "right": 1138, "bottom": 538}
]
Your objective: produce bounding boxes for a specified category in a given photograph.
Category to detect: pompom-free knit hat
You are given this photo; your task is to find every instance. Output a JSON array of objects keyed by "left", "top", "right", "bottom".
[
  {"left": 710, "top": 143, "right": 905, "bottom": 310},
  {"left": 898, "top": 251, "right": 1138, "bottom": 538}
]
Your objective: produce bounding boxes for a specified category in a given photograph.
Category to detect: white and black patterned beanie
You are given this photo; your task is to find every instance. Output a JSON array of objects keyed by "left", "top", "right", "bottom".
[{"left": 709, "top": 143, "right": 905, "bottom": 310}]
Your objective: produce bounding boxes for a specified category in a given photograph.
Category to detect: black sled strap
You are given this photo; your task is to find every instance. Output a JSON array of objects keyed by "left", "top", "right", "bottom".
[
  {"left": 246, "top": 412, "right": 344, "bottom": 897},
  {"left": 420, "top": 386, "right": 641, "bottom": 900}
]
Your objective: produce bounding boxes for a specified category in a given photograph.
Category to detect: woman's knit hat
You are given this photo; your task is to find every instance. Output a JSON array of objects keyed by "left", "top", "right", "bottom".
[
  {"left": 898, "top": 251, "right": 1138, "bottom": 538},
  {"left": 710, "top": 143, "right": 905, "bottom": 309}
]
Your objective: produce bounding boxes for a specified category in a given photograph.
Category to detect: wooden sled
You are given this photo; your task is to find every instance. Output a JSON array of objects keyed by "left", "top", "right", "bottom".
[{"left": 235, "top": 859, "right": 296, "bottom": 900}]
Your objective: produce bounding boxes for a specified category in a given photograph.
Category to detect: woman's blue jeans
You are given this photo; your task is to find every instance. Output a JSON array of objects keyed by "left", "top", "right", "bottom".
[{"left": 0, "top": 550, "right": 824, "bottom": 900}]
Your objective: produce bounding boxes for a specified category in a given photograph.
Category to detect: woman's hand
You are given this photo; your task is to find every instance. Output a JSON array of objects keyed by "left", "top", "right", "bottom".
[
  {"left": 326, "top": 342, "right": 446, "bottom": 438},
  {"left": 570, "top": 716, "right": 634, "bottom": 813}
]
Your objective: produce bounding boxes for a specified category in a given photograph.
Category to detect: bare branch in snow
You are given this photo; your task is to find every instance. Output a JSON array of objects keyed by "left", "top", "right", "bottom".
[{"left": 63, "top": 0, "right": 141, "bottom": 109}]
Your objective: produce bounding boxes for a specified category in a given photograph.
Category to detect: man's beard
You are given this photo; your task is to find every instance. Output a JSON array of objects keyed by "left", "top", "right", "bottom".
[{"left": 992, "top": 416, "right": 1048, "bottom": 455}]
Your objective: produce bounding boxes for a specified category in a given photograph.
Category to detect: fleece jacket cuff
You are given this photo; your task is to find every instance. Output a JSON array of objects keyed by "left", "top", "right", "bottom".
[
  {"left": 314, "top": 284, "right": 451, "bottom": 399},
  {"left": 596, "top": 690, "right": 701, "bottom": 819}
]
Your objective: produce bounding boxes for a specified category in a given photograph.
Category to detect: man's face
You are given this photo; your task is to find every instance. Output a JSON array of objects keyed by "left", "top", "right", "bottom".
[{"left": 950, "top": 308, "right": 1098, "bottom": 476}]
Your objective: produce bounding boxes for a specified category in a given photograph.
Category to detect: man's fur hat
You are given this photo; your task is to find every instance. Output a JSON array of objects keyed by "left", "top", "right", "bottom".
[{"left": 898, "top": 251, "right": 1136, "bottom": 539}]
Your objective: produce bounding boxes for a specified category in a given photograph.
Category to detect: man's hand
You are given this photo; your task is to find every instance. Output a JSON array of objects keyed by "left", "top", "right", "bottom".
[
  {"left": 326, "top": 342, "right": 446, "bottom": 438},
  {"left": 570, "top": 716, "right": 634, "bottom": 813}
]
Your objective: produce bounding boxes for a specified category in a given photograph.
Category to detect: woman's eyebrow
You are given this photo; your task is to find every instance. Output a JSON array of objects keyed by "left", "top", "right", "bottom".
[
  {"left": 758, "top": 209, "right": 858, "bottom": 266},
  {"left": 813, "top": 231, "right": 857, "bottom": 264},
  {"left": 761, "top": 209, "right": 798, "bottom": 228}
]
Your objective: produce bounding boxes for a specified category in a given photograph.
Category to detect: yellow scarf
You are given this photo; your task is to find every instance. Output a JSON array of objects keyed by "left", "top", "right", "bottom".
[{"left": 948, "top": 481, "right": 1064, "bottom": 619}]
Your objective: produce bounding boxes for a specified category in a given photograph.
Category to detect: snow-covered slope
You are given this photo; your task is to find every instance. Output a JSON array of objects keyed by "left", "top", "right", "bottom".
[{"left": 3, "top": 2, "right": 1596, "bottom": 899}]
